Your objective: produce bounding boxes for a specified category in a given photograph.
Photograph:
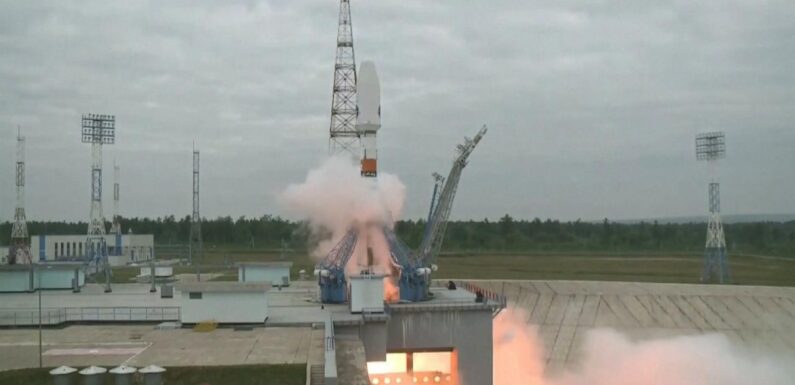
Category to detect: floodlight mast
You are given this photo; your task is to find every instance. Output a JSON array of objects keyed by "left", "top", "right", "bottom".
[
  {"left": 81, "top": 114, "right": 115, "bottom": 292},
  {"left": 695, "top": 131, "right": 729, "bottom": 283},
  {"left": 81, "top": 114, "right": 115, "bottom": 237}
]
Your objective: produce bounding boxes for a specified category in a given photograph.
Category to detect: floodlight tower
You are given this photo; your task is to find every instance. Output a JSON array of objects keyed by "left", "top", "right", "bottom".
[
  {"left": 10, "top": 127, "right": 31, "bottom": 265},
  {"left": 81, "top": 113, "right": 114, "bottom": 292},
  {"left": 82, "top": 114, "right": 114, "bottom": 237},
  {"left": 328, "top": 0, "right": 359, "bottom": 156},
  {"left": 696, "top": 132, "right": 729, "bottom": 283},
  {"left": 189, "top": 146, "right": 202, "bottom": 269}
]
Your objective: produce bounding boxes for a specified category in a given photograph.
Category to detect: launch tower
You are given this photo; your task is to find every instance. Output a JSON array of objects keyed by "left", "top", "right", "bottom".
[{"left": 328, "top": 0, "right": 359, "bottom": 156}]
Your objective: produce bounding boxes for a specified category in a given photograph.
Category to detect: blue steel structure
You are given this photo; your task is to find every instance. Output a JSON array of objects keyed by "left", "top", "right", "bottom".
[
  {"left": 316, "top": 126, "right": 488, "bottom": 303},
  {"left": 317, "top": 228, "right": 359, "bottom": 303}
]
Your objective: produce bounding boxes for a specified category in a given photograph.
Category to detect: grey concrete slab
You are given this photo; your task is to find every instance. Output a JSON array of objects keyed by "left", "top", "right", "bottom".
[
  {"left": 487, "top": 280, "right": 795, "bottom": 371},
  {"left": 0, "top": 324, "right": 315, "bottom": 371}
]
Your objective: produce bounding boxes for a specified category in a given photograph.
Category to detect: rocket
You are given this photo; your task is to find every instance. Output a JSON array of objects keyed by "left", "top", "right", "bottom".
[{"left": 356, "top": 61, "right": 381, "bottom": 178}]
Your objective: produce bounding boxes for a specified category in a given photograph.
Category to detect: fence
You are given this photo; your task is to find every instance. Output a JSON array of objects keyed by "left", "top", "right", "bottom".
[{"left": 0, "top": 306, "right": 180, "bottom": 326}]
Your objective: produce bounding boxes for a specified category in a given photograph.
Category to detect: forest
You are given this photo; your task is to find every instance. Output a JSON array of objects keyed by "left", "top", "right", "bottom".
[{"left": 2, "top": 215, "right": 794, "bottom": 258}]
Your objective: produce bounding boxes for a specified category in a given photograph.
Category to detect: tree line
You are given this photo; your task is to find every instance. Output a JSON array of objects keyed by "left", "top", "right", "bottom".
[{"left": 1, "top": 215, "right": 794, "bottom": 257}]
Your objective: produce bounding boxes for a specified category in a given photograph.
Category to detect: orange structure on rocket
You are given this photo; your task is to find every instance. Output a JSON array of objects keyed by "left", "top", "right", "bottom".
[{"left": 357, "top": 61, "right": 381, "bottom": 178}]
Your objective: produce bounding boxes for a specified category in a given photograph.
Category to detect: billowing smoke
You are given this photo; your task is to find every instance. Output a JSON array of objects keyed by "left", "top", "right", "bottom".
[
  {"left": 282, "top": 156, "right": 405, "bottom": 298},
  {"left": 492, "top": 308, "right": 795, "bottom": 385}
]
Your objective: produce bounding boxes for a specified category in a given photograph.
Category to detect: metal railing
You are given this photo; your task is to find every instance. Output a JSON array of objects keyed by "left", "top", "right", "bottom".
[{"left": 0, "top": 306, "right": 180, "bottom": 326}]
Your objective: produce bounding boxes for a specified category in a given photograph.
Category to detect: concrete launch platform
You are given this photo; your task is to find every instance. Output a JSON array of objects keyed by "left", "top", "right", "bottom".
[{"left": 475, "top": 280, "right": 795, "bottom": 372}]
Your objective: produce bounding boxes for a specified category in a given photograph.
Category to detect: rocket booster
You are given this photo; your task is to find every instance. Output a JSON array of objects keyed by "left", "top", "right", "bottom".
[{"left": 356, "top": 61, "right": 381, "bottom": 178}]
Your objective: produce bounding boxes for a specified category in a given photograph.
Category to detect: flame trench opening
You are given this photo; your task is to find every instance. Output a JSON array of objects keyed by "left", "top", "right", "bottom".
[{"left": 367, "top": 351, "right": 458, "bottom": 385}]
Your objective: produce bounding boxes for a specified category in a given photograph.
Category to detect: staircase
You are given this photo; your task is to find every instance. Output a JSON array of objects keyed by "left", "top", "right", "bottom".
[{"left": 309, "top": 364, "right": 325, "bottom": 385}]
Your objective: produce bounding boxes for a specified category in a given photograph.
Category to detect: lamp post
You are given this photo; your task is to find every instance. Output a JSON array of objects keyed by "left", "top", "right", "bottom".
[
  {"left": 38, "top": 268, "right": 41, "bottom": 368},
  {"left": 37, "top": 264, "right": 52, "bottom": 368}
]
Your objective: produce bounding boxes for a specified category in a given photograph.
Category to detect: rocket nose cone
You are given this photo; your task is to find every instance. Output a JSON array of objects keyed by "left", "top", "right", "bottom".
[{"left": 357, "top": 61, "right": 381, "bottom": 128}]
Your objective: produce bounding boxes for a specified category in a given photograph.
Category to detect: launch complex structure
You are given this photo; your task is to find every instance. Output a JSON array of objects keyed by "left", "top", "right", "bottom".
[
  {"left": 316, "top": 0, "right": 489, "bottom": 305},
  {"left": 315, "top": 2, "right": 502, "bottom": 385}
]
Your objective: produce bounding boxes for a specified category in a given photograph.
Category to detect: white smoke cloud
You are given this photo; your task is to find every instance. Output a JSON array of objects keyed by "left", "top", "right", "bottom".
[
  {"left": 282, "top": 155, "right": 406, "bottom": 301},
  {"left": 492, "top": 308, "right": 795, "bottom": 385},
  {"left": 281, "top": 155, "right": 406, "bottom": 259}
]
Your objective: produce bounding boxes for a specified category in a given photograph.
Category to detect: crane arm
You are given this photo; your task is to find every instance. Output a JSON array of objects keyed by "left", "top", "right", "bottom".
[
  {"left": 318, "top": 227, "right": 359, "bottom": 270},
  {"left": 418, "top": 125, "right": 487, "bottom": 264}
]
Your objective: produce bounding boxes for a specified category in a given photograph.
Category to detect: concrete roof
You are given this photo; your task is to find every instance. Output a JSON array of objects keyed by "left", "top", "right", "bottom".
[
  {"left": 237, "top": 261, "right": 293, "bottom": 267},
  {"left": 177, "top": 282, "right": 271, "bottom": 293},
  {"left": 0, "top": 263, "right": 82, "bottom": 272}
]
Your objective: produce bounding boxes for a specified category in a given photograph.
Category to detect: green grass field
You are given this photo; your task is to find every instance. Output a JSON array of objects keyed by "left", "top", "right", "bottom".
[
  {"left": 0, "top": 364, "right": 306, "bottom": 385},
  {"left": 95, "top": 245, "right": 795, "bottom": 287}
]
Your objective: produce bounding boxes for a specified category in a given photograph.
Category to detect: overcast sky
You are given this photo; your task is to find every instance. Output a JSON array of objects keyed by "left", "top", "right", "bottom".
[{"left": 0, "top": 0, "right": 793, "bottom": 223}]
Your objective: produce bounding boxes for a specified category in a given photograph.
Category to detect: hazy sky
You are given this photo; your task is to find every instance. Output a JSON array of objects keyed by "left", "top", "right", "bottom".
[{"left": 0, "top": 0, "right": 793, "bottom": 222}]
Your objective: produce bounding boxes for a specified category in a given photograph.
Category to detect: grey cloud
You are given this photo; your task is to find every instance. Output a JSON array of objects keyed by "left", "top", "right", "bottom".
[{"left": 0, "top": 0, "right": 793, "bottom": 223}]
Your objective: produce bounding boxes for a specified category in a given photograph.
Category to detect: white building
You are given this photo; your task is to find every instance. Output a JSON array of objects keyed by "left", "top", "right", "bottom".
[
  {"left": 30, "top": 234, "right": 154, "bottom": 266},
  {"left": 138, "top": 265, "right": 174, "bottom": 278},
  {"left": 177, "top": 282, "right": 270, "bottom": 324},
  {"left": 0, "top": 263, "right": 85, "bottom": 292},
  {"left": 237, "top": 262, "right": 292, "bottom": 286},
  {"left": 349, "top": 274, "right": 385, "bottom": 313}
]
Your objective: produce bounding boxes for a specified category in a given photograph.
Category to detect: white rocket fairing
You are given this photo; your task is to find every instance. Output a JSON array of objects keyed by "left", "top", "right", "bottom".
[{"left": 356, "top": 61, "right": 381, "bottom": 177}]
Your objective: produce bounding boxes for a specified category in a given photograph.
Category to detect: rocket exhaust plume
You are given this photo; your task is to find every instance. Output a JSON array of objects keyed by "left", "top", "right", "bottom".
[
  {"left": 282, "top": 155, "right": 405, "bottom": 298},
  {"left": 489, "top": 308, "right": 795, "bottom": 385}
]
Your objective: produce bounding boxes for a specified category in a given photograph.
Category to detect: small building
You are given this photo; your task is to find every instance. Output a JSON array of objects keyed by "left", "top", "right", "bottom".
[
  {"left": 30, "top": 234, "right": 154, "bottom": 265},
  {"left": 349, "top": 274, "right": 385, "bottom": 313},
  {"left": 237, "top": 262, "right": 292, "bottom": 287},
  {"left": 177, "top": 282, "right": 270, "bottom": 324},
  {"left": 0, "top": 263, "right": 85, "bottom": 292},
  {"left": 138, "top": 265, "right": 174, "bottom": 278}
]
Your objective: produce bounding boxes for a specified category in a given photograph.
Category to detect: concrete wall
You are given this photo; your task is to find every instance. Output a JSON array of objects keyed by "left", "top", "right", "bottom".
[
  {"left": 34, "top": 269, "right": 84, "bottom": 289},
  {"left": 238, "top": 265, "right": 290, "bottom": 286},
  {"left": 179, "top": 291, "right": 268, "bottom": 324},
  {"left": 0, "top": 267, "right": 84, "bottom": 292},
  {"left": 358, "top": 322, "right": 388, "bottom": 361},
  {"left": 384, "top": 309, "right": 493, "bottom": 385}
]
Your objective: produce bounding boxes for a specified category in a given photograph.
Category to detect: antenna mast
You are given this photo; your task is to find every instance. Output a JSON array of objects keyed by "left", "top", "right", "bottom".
[
  {"left": 189, "top": 145, "right": 203, "bottom": 275},
  {"left": 10, "top": 127, "right": 31, "bottom": 264}
]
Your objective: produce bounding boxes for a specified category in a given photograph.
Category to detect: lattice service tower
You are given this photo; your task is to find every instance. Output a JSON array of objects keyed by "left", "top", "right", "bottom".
[
  {"left": 696, "top": 132, "right": 729, "bottom": 283},
  {"left": 328, "top": 0, "right": 359, "bottom": 156},
  {"left": 189, "top": 146, "right": 202, "bottom": 266},
  {"left": 10, "top": 127, "right": 31, "bottom": 265}
]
